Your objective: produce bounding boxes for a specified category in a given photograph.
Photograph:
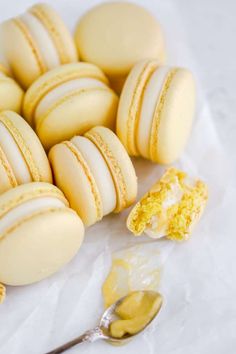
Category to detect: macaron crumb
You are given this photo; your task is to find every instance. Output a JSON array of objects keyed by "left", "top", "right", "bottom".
[
  {"left": 0, "top": 283, "right": 6, "bottom": 304},
  {"left": 127, "top": 168, "right": 208, "bottom": 241}
]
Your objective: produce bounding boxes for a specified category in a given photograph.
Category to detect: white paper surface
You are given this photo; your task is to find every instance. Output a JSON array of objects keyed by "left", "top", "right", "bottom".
[{"left": 0, "top": 1, "right": 236, "bottom": 353}]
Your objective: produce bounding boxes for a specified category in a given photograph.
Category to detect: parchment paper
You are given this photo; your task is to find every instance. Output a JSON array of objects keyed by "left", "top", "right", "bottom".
[{"left": 0, "top": 1, "right": 235, "bottom": 353}]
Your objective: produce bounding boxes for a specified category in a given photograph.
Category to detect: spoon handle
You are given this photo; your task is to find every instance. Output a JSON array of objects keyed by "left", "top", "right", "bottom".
[{"left": 45, "top": 326, "right": 104, "bottom": 354}]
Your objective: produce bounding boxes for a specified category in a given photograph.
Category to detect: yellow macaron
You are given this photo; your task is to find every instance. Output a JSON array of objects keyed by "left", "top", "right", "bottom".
[
  {"left": 1, "top": 3, "right": 77, "bottom": 89},
  {"left": 75, "top": 2, "right": 165, "bottom": 94},
  {"left": 0, "top": 62, "right": 24, "bottom": 113},
  {"left": 23, "top": 63, "right": 118, "bottom": 150},
  {"left": 0, "top": 283, "right": 5, "bottom": 304},
  {"left": 49, "top": 126, "right": 137, "bottom": 226},
  {"left": 0, "top": 53, "right": 11, "bottom": 77},
  {"left": 127, "top": 168, "right": 208, "bottom": 241},
  {"left": 117, "top": 60, "right": 196, "bottom": 164},
  {"left": 0, "top": 110, "right": 52, "bottom": 194},
  {"left": 0, "top": 182, "right": 84, "bottom": 287}
]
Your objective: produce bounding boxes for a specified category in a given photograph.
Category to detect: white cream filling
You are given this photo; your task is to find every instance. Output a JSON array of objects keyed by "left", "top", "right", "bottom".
[
  {"left": 145, "top": 180, "right": 184, "bottom": 239},
  {"left": 0, "top": 197, "right": 65, "bottom": 236},
  {"left": 137, "top": 66, "right": 171, "bottom": 158},
  {"left": 71, "top": 136, "right": 117, "bottom": 215},
  {"left": 145, "top": 215, "right": 166, "bottom": 239},
  {"left": 20, "top": 13, "right": 60, "bottom": 70},
  {"left": 35, "top": 78, "right": 108, "bottom": 119},
  {"left": 0, "top": 122, "right": 31, "bottom": 184},
  {"left": 183, "top": 176, "right": 196, "bottom": 188}
]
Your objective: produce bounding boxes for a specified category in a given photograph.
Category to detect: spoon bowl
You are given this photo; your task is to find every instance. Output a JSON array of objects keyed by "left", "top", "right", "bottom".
[
  {"left": 46, "top": 290, "right": 163, "bottom": 354},
  {"left": 100, "top": 290, "right": 163, "bottom": 343}
]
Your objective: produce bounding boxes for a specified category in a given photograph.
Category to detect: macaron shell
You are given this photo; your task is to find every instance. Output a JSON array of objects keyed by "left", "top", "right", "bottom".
[
  {"left": 29, "top": 3, "right": 78, "bottom": 64},
  {"left": 0, "top": 76, "right": 24, "bottom": 113},
  {"left": 117, "top": 60, "right": 158, "bottom": 155},
  {"left": 23, "top": 63, "right": 109, "bottom": 125},
  {"left": 36, "top": 87, "right": 118, "bottom": 150},
  {"left": 1, "top": 19, "right": 45, "bottom": 89},
  {"left": 0, "top": 182, "right": 67, "bottom": 215},
  {"left": 0, "top": 111, "right": 52, "bottom": 183},
  {"left": 0, "top": 64, "right": 10, "bottom": 76},
  {"left": 0, "top": 61, "right": 11, "bottom": 77},
  {"left": 0, "top": 165, "right": 16, "bottom": 194},
  {"left": 137, "top": 66, "right": 171, "bottom": 159},
  {"left": 109, "top": 74, "right": 127, "bottom": 95},
  {"left": 19, "top": 12, "right": 60, "bottom": 71},
  {"left": 0, "top": 147, "right": 17, "bottom": 194},
  {"left": 49, "top": 142, "right": 100, "bottom": 226},
  {"left": 0, "top": 120, "right": 31, "bottom": 185},
  {"left": 0, "top": 48, "right": 11, "bottom": 77},
  {"left": 0, "top": 208, "right": 84, "bottom": 285},
  {"left": 85, "top": 127, "right": 137, "bottom": 212},
  {"left": 71, "top": 136, "right": 117, "bottom": 216},
  {"left": 75, "top": 2, "right": 165, "bottom": 77},
  {"left": 149, "top": 68, "right": 196, "bottom": 164},
  {"left": 1, "top": 4, "right": 78, "bottom": 89},
  {"left": 35, "top": 78, "right": 109, "bottom": 118}
]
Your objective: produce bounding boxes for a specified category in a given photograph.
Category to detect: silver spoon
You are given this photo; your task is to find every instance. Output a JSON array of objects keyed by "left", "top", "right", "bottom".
[{"left": 45, "top": 290, "right": 163, "bottom": 354}]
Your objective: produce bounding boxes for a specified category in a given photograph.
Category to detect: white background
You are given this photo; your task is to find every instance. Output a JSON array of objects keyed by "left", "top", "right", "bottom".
[{"left": 0, "top": 1, "right": 235, "bottom": 354}]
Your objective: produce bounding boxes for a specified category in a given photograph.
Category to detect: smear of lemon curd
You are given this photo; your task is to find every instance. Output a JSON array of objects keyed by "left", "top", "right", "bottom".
[
  {"left": 102, "top": 246, "right": 163, "bottom": 339},
  {"left": 109, "top": 291, "right": 163, "bottom": 338},
  {"left": 102, "top": 259, "right": 131, "bottom": 309},
  {"left": 102, "top": 250, "right": 162, "bottom": 310}
]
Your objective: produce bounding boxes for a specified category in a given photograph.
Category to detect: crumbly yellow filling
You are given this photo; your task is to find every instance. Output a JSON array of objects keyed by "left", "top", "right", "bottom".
[
  {"left": 129, "top": 191, "right": 166, "bottom": 235},
  {"left": 0, "top": 283, "right": 6, "bottom": 304},
  {"left": 167, "top": 180, "right": 208, "bottom": 240},
  {"left": 127, "top": 168, "right": 208, "bottom": 241}
]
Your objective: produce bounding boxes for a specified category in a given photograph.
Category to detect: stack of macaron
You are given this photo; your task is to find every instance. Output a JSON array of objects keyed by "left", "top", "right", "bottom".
[{"left": 0, "top": 2, "right": 207, "bottom": 302}]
